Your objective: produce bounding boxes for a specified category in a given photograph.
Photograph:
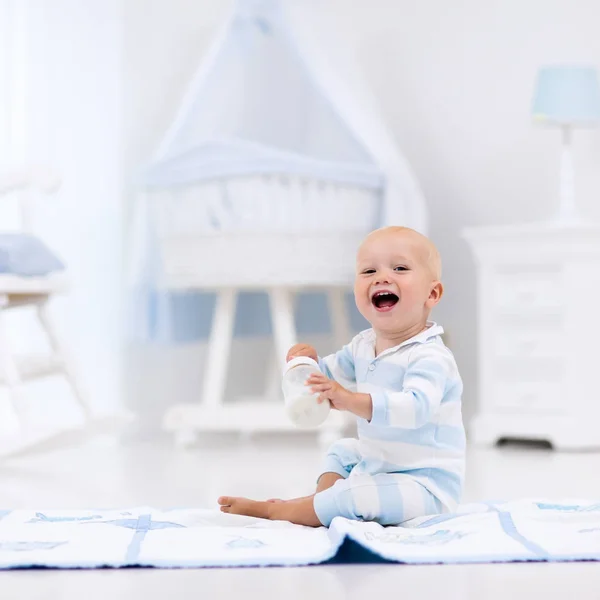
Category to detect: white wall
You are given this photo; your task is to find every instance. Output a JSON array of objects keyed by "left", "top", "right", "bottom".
[
  {"left": 123, "top": 0, "right": 600, "bottom": 423},
  {"left": 342, "top": 0, "right": 600, "bottom": 420},
  {"left": 122, "top": 0, "right": 228, "bottom": 184},
  {"left": 1, "top": 0, "right": 123, "bottom": 420}
]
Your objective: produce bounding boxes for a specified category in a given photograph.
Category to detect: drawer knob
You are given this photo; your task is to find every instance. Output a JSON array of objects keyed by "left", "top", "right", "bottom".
[
  {"left": 518, "top": 340, "right": 537, "bottom": 354},
  {"left": 519, "top": 394, "right": 536, "bottom": 405},
  {"left": 516, "top": 290, "right": 536, "bottom": 302}
]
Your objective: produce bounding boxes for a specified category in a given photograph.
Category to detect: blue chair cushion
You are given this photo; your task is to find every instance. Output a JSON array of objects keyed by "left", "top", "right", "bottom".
[{"left": 0, "top": 234, "right": 64, "bottom": 277}]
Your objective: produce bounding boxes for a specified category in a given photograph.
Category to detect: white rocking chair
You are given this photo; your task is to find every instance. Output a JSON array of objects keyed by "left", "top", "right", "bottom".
[{"left": 0, "top": 166, "right": 131, "bottom": 459}]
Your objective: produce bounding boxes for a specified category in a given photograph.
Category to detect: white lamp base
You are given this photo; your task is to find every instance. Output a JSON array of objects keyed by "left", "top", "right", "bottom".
[{"left": 557, "top": 125, "right": 578, "bottom": 224}]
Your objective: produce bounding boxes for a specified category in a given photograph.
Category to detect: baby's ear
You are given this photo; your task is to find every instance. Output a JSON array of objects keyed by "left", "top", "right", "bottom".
[{"left": 427, "top": 282, "right": 444, "bottom": 306}]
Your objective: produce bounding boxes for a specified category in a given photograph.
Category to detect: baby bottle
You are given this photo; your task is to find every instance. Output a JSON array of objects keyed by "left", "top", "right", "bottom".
[{"left": 282, "top": 357, "right": 331, "bottom": 428}]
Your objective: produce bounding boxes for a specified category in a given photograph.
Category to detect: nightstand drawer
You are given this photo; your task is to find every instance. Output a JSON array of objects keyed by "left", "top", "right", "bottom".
[
  {"left": 494, "top": 328, "right": 562, "bottom": 359},
  {"left": 493, "top": 382, "right": 563, "bottom": 413},
  {"left": 494, "top": 357, "right": 564, "bottom": 382},
  {"left": 493, "top": 271, "right": 562, "bottom": 313}
]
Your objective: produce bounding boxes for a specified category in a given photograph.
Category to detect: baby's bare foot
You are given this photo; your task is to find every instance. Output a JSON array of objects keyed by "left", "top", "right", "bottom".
[{"left": 218, "top": 496, "right": 273, "bottom": 520}]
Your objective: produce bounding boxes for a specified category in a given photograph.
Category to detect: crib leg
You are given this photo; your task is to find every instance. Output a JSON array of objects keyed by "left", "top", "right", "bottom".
[
  {"left": 202, "top": 288, "right": 237, "bottom": 408},
  {"left": 268, "top": 288, "right": 297, "bottom": 368},
  {"left": 327, "top": 287, "right": 352, "bottom": 349},
  {"left": 265, "top": 290, "right": 298, "bottom": 398},
  {"left": 265, "top": 349, "right": 282, "bottom": 401}
]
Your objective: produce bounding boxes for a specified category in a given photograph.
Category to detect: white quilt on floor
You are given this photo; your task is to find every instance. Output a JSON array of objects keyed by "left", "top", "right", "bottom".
[{"left": 1, "top": 499, "right": 599, "bottom": 568}]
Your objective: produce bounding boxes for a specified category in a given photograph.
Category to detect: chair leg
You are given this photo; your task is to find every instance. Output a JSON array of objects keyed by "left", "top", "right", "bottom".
[
  {"left": 36, "top": 300, "right": 93, "bottom": 420},
  {"left": 0, "top": 295, "right": 27, "bottom": 428}
]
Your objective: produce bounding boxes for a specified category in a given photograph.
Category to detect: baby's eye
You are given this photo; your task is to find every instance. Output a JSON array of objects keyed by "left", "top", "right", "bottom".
[
  {"left": 362, "top": 269, "right": 376, "bottom": 275},
  {"left": 394, "top": 266, "right": 408, "bottom": 272}
]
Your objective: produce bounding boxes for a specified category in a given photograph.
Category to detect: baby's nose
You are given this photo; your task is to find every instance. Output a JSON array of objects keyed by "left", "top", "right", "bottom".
[{"left": 374, "top": 275, "right": 391, "bottom": 285}]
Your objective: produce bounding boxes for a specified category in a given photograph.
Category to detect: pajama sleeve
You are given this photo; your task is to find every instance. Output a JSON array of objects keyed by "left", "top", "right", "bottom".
[
  {"left": 318, "top": 341, "right": 356, "bottom": 392},
  {"left": 369, "top": 343, "right": 455, "bottom": 429}
]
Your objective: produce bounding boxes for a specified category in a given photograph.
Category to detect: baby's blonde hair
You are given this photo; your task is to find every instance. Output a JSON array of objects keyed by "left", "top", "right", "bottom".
[{"left": 361, "top": 226, "right": 442, "bottom": 280}]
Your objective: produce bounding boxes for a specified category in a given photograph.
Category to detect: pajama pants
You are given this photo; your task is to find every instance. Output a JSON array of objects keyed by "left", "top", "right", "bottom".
[{"left": 313, "top": 438, "right": 445, "bottom": 527}]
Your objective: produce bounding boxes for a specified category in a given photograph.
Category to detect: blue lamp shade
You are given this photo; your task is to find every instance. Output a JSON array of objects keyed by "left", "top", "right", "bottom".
[{"left": 531, "top": 66, "right": 600, "bottom": 125}]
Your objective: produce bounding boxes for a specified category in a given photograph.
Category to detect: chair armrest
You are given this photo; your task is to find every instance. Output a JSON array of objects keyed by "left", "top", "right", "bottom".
[{"left": 0, "top": 166, "right": 61, "bottom": 196}]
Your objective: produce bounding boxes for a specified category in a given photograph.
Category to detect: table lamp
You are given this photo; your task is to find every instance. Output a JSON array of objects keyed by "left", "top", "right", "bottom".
[{"left": 531, "top": 66, "right": 600, "bottom": 223}]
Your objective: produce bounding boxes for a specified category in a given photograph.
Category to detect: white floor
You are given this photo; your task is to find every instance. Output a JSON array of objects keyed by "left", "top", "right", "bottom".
[{"left": 1, "top": 435, "right": 600, "bottom": 599}]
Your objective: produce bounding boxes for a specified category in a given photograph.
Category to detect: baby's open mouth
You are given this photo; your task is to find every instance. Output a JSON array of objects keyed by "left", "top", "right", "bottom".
[{"left": 371, "top": 291, "right": 399, "bottom": 311}]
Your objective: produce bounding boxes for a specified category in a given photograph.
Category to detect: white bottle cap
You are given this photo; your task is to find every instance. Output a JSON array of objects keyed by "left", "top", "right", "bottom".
[{"left": 283, "top": 356, "right": 320, "bottom": 376}]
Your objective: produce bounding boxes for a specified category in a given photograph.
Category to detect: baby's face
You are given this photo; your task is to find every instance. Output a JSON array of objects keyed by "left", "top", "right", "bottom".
[{"left": 354, "top": 230, "right": 441, "bottom": 334}]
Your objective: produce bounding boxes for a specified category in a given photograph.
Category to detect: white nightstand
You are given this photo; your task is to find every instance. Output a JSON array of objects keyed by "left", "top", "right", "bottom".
[{"left": 463, "top": 221, "right": 600, "bottom": 450}]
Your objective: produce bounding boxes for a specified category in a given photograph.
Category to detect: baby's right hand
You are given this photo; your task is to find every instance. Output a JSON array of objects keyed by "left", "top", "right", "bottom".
[{"left": 286, "top": 343, "right": 318, "bottom": 362}]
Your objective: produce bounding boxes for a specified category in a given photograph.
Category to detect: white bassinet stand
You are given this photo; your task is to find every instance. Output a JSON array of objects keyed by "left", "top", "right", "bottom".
[{"left": 148, "top": 177, "right": 369, "bottom": 446}]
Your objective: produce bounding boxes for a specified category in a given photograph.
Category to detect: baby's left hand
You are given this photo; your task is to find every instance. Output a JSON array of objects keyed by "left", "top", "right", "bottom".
[{"left": 306, "top": 373, "right": 355, "bottom": 412}]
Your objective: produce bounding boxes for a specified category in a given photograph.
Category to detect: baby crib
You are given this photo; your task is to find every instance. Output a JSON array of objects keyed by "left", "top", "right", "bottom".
[
  {"left": 141, "top": 173, "right": 381, "bottom": 446},
  {"left": 131, "top": 0, "right": 427, "bottom": 446},
  {"left": 150, "top": 175, "right": 380, "bottom": 290}
]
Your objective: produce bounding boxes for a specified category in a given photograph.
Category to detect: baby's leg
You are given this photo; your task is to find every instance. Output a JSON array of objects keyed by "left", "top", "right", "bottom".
[
  {"left": 266, "top": 468, "right": 346, "bottom": 502},
  {"left": 313, "top": 437, "right": 361, "bottom": 496},
  {"left": 316, "top": 472, "right": 344, "bottom": 493},
  {"left": 218, "top": 468, "right": 345, "bottom": 526},
  {"left": 218, "top": 438, "right": 361, "bottom": 527},
  {"left": 218, "top": 473, "right": 344, "bottom": 527},
  {"left": 318, "top": 437, "right": 361, "bottom": 483},
  {"left": 265, "top": 471, "right": 342, "bottom": 504},
  {"left": 313, "top": 473, "right": 443, "bottom": 527},
  {"left": 218, "top": 494, "right": 321, "bottom": 527}
]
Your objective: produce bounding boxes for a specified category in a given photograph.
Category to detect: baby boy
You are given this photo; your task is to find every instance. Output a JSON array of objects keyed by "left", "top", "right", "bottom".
[{"left": 218, "top": 226, "right": 465, "bottom": 527}]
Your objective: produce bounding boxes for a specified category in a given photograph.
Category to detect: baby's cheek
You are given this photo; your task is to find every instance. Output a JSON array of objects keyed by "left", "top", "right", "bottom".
[{"left": 355, "top": 296, "right": 371, "bottom": 315}]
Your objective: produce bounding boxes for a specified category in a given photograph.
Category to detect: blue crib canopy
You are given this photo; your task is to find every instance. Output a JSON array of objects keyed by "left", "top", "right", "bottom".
[
  {"left": 141, "top": 0, "right": 385, "bottom": 192},
  {"left": 129, "top": 0, "right": 429, "bottom": 344},
  {"left": 138, "top": 0, "right": 427, "bottom": 236}
]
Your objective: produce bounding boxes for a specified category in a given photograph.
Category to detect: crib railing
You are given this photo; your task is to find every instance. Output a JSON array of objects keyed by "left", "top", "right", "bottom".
[{"left": 151, "top": 175, "right": 381, "bottom": 238}]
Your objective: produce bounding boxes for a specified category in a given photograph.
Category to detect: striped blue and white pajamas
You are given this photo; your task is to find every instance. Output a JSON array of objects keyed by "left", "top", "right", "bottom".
[{"left": 314, "top": 323, "right": 465, "bottom": 527}]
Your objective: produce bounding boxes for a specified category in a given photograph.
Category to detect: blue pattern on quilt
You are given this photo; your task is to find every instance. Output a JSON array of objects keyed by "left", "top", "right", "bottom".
[
  {"left": 27, "top": 512, "right": 103, "bottom": 523},
  {"left": 226, "top": 536, "right": 266, "bottom": 549},
  {"left": 82, "top": 514, "right": 186, "bottom": 563},
  {"left": 536, "top": 502, "right": 600, "bottom": 512},
  {"left": 413, "top": 513, "right": 461, "bottom": 529},
  {"left": 0, "top": 541, "right": 67, "bottom": 552},
  {"left": 90, "top": 517, "right": 185, "bottom": 531},
  {"left": 365, "top": 529, "right": 467, "bottom": 545},
  {"left": 1, "top": 501, "right": 600, "bottom": 568}
]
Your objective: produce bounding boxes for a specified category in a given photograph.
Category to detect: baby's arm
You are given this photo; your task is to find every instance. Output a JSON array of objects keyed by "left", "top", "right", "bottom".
[
  {"left": 309, "top": 343, "right": 454, "bottom": 424},
  {"left": 368, "top": 344, "right": 454, "bottom": 428},
  {"left": 286, "top": 341, "right": 357, "bottom": 390},
  {"left": 317, "top": 342, "right": 356, "bottom": 391}
]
